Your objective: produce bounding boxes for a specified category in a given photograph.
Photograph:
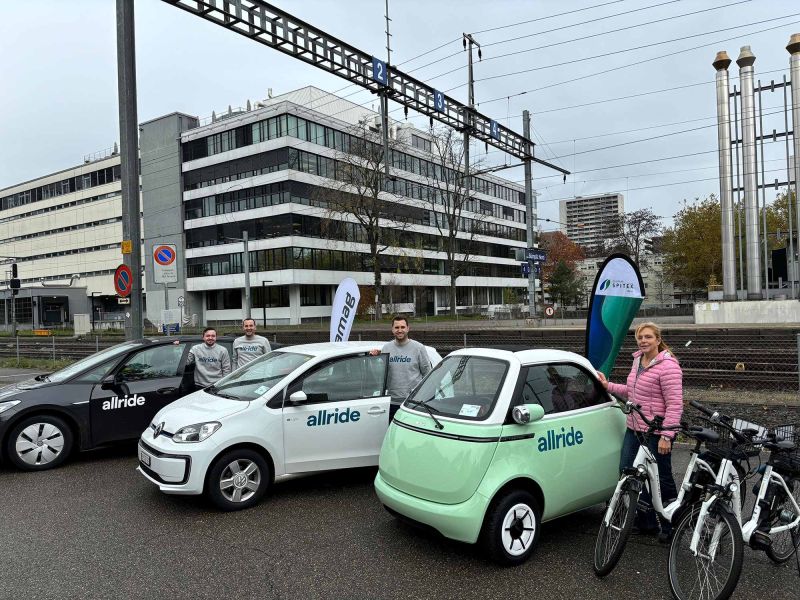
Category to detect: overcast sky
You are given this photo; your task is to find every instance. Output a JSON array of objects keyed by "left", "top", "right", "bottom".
[{"left": 1, "top": 0, "right": 798, "bottom": 230}]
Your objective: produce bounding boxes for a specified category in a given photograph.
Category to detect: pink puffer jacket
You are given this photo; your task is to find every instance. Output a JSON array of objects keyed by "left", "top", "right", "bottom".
[{"left": 607, "top": 350, "right": 683, "bottom": 439}]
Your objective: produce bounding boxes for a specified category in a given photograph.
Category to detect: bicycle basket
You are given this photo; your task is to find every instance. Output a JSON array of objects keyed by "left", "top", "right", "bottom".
[
  {"left": 690, "top": 415, "right": 762, "bottom": 461},
  {"left": 769, "top": 423, "right": 800, "bottom": 477}
]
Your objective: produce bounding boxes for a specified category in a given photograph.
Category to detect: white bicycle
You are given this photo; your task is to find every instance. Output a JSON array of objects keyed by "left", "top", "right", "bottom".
[
  {"left": 668, "top": 400, "right": 800, "bottom": 600},
  {"left": 594, "top": 401, "right": 725, "bottom": 577}
]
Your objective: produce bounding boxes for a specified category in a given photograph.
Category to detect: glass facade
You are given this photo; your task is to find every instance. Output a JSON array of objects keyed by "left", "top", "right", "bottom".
[{"left": 1, "top": 165, "right": 120, "bottom": 212}]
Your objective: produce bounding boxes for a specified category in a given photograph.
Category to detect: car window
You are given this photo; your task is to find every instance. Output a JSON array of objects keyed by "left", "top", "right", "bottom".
[
  {"left": 46, "top": 341, "right": 141, "bottom": 383},
  {"left": 213, "top": 351, "right": 312, "bottom": 401},
  {"left": 521, "top": 363, "right": 605, "bottom": 414},
  {"left": 301, "top": 355, "right": 386, "bottom": 403},
  {"left": 118, "top": 345, "right": 184, "bottom": 381},
  {"left": 405, "top": 355, "right": 508, "bottom": 421},
  {"left": 74, "top": 360, "right": 119, "bottom": 384}
]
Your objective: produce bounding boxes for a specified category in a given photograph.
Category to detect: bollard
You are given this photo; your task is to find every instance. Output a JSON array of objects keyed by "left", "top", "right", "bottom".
[{"left": 358, "top": 332, "right": 362, "bottom": 342}]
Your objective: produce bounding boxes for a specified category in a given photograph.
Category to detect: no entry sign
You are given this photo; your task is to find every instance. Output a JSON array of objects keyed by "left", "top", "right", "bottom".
[
  {"left": 114, "top": 264, "right": 133, "bottom": 298},
  {"left": 153, "top": 243, "right": 178, "bottom": 284}
]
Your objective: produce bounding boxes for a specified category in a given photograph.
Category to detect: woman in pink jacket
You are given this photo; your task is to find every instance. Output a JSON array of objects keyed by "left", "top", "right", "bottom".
[{"left": 597, "top": 322, "right": 683, "bottom": 543}]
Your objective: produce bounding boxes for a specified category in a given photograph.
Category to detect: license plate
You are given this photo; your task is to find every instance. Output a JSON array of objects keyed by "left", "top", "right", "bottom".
[{"left": 139, "top": 450, "right": 151, "bottom": 467}]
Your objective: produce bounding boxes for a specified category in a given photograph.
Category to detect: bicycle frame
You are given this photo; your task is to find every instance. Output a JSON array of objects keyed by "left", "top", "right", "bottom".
[
  {"left": 604, "top": 442, "right": 718, "bottom": 527},
  {"left": 689, "top": 457, "right": 742, "bottom": 558},
  {"left": 740, "top": 465, "right": 800, "bottom": 542}
]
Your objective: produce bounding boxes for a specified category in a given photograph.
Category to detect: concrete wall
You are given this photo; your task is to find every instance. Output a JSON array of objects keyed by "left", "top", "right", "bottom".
[
  {"left": 140, "top": 112, "right": 199, "bottom": 327},
  {"left": 695, "top": 299, "right": 800, "bottom": 324}
]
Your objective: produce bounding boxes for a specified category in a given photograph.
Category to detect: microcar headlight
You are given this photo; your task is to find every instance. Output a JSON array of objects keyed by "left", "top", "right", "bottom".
[
  {"left": 0, "top": 400, "right": 21, "bottom": 415},
  {"left": 173, "top": 422, "right": 221, "bottom": 443}
]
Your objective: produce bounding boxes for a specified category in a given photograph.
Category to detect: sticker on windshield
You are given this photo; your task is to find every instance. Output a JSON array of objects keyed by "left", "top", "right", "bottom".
[
  {"left": 254, "top": 385, "right": 269, "bottom": 395},
  {"left": 459, "top": 404, "right": 481, "bottom": 417}
]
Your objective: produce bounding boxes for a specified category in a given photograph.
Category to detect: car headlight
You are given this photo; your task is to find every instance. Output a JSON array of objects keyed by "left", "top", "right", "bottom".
[
  {"left": 172, "top": 421, "right": 221, "bottom": 443},
  {"left": 0, "top": 400, "right": 20, "bottom": 415}
]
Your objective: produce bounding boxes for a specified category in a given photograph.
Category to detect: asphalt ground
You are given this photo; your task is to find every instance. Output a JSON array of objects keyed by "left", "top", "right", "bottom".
[{"left": 1, "top": 368, "right": 799, "bottom": 599}]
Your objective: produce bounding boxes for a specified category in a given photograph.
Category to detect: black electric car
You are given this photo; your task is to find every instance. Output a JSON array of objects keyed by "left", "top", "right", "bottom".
[{"left": 0, "top": 336, "right": 237, "bottom": 471}]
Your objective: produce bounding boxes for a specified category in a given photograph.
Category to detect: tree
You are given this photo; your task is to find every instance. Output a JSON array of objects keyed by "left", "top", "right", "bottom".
[
  {"left": 661, "top": 195, "right": 722, "bottom": 293},
  {"left": 547, "top": 260, "right": 585, "bottom": 308},
  {"left": 608, "top": 208, "right": 662, "bottom": 267},
  {"left": 316, "top": 120, "right": 408, "bottom": 318},
  {"left": 426, "top": 127, "right": 484, "bottom": 316},
  {"left": 539, "top": 231, "right": 585, "bottom": 283}
]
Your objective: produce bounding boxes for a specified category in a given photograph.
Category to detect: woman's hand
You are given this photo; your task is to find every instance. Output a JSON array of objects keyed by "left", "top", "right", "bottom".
[
  {"left": 658, "top": 436, "right": 672, "bottom": 455},
  {"left": 596, "top": 371, "right": 609, "bottom": 390}
]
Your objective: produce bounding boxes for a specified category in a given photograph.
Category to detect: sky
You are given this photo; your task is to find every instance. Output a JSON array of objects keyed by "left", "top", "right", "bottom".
[{"left": 1, "top": 0, "right": 799, "bottom": 231}]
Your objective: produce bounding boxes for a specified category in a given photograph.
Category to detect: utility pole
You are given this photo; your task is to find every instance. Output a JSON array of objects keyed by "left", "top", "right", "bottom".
[
  {"left": 116, "top": 0, "right": 143, "bottom": 340},
  {"left": 462, "top": 34, "right": 481, "bottom": 214},
  {"left": 523, "top": 110, "right": 537, "bottom": 322},
  {"left": 243, "top": 230, "right": 251, "bottom": 320},
  {"left": 381, "top": 0, "right": 392, "bottom": 180}
]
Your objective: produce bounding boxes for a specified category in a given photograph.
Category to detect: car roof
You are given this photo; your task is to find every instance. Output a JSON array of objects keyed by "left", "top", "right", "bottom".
[
  {"left": 275, "top": 341, "right": 391, "bottom": 358},
  {"left": 448, "top": 347, "right": 596, "bottom": 372}
]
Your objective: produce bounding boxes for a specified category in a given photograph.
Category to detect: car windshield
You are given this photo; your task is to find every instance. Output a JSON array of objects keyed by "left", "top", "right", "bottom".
[
  {"left": 404, "top": 355, "right": 508, "bottom": 421},
  {"left": 46, "top": 341, "right": 142, "bottom": 383},
  {"left": 207, "top": 351, "right": 312, "bottom": 401}
]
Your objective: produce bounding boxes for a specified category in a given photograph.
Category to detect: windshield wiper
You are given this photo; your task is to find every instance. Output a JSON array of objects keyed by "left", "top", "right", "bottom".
[
  {"left": 34, "top": 374, "right": 51, "bottom": 382},
  {"left": 204, "top": 385, "right": 239, "bottom": 400},
  {"left": 405, "top": 397, "right": 444, "bottom": 430}
]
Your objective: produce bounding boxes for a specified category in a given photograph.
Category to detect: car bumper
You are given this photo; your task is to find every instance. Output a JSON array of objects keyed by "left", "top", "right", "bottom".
[
  {"left": 136, "top": 434, "right": 215, "bottom": 496},
  {"left": 374, "top": 472, "right": 489, "bottom": 544}
]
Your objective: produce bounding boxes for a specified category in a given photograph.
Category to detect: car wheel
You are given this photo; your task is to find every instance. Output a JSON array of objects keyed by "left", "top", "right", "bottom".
[
  {"left": 206, "top": 449, "right": 271, "bottom": 511},
  {"left": 481, "top": 489, "right": 542, "bottom": 566},
  {"left": 5, "top": 415, "right": 74, "bottom": 471}
]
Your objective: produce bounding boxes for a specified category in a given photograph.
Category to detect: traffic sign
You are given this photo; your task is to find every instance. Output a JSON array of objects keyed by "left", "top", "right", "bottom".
[
  {"left": 520, "top": 262, "right": 530, "bottom": 276},
  {"left": 526, "top": 248, "right": 547, "bottom": 263},
  {"left": 490, "top": 120, "right": 500, "bottom": 140},
  {"left": 177, "top": 296, "right": 185, "bottom": 307},
  {"left": 433, "top": 90, "right": 446, "bottom": 113},
  {"left": 153, "top": 243, "right": 178, "bottom": 284},
  {"left": 544, "top": 305, "right": 555, "bottom": 317},
  {"left": 118, "top": 297, "right": 130, "bottom": 305},
  {"left": 114, "top": 264, "right": 133, "bottom": 298}
]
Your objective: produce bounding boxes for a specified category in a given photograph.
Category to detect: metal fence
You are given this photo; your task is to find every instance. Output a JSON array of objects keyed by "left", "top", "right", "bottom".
[{"left": 2, "top": 328, "right": 797, "bottom": 404}]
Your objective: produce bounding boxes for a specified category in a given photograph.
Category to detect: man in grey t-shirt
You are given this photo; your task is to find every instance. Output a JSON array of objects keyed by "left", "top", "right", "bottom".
[
  {"left": 370, "top": 316, "right": 432, "bottom": 407},
  {"left": 233, "top": 318, "right": 271, "bottom": 369},
  {"left": 186, "top": 327, "right": 231, "bottom": 390}
]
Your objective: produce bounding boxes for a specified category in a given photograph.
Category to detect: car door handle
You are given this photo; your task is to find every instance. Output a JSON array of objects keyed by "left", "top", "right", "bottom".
[
  {"left": 367, "top": 407, "right": 386, "bottom": 415},
  {"left": 156, "top": 387, "right": 178, "bottom": 395}
]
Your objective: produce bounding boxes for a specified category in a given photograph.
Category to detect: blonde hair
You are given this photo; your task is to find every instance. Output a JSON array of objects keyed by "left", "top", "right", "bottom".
[{"left": 635, "top": 321, "right": 677, "bottom": 362}]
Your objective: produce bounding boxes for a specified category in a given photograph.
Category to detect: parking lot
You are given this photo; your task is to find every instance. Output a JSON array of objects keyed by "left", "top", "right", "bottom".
[{"left": 0, "top": 445, "right": 797, "bottom": 599}]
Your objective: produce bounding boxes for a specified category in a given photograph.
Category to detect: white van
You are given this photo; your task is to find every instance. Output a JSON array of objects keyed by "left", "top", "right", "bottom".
[{"left": 137, "top": 342, "right": 441, "bottom": 510}]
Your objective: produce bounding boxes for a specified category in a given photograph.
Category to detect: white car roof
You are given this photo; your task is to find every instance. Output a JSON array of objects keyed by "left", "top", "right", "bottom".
[
  {"left": 448, "top": 347, "right": 596, "bottom": 372},
  {"left": 276, "top": 341, "right": 441, "bottom": 362}
]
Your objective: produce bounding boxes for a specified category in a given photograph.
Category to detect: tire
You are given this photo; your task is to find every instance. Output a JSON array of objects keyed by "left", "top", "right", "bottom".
[
  {"left": 668, "top": 503, "right": 744, "bottom": 600},
  {"left": 206, "top": 449, "right": 271, "bottom": 511},
  {"left": 5, "top": 414, "right": 73, "bottom": 471},
  {"left": 593, "top": 486, "right": 638, "bottom": 577},
  {"left": 481, "top": 490, "right": 542, "bottom": 566},
  {"left": 765, "top": 478, "right": 800, "bottom": 564}
]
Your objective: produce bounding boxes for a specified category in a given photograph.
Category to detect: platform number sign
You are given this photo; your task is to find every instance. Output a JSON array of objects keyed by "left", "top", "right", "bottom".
[
  {"left": 372, "top": 57, "right": 388, "bottom": 86},
  {"left": 433, "top": 90, "right": 446, "bottom": 113},
  {"left": 153, "top": 243, "right": 179, "bottom": 284},
  {"left": 490, "top": 120, "right": 500, "bottom": 140},
  {"left": 114, "top": 264, "right": 133, "bottom": 298}
]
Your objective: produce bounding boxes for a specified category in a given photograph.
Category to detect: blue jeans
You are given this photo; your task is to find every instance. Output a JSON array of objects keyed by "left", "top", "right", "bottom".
[{"left": 619, "top": 428, "right": 678, "bottom": 532}]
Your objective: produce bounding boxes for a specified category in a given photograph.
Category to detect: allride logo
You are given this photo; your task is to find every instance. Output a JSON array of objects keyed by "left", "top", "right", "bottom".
[
  {"left": 306, "top": 407, "right": 361, "bottom": 427},
  {"left": 102, "top": 394, "right": 145, "bottom": 411}
]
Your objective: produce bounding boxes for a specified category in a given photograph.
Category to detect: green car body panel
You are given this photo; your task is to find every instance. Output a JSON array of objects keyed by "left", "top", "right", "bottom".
[{"left": 375, "top": 348, "right": 626, "bottom": 546}]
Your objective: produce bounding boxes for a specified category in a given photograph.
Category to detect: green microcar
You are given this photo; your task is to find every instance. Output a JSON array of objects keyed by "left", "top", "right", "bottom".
[{"left": 374, "top": 348, "right": 626, "bottom": 565}]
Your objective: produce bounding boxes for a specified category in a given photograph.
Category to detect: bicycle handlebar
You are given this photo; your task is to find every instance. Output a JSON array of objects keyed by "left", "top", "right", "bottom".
[
  {"left": 621, "top": 401, "right": 683, "bottom": 433},
  {"left": 689, "top": 400, "right": 753, "bottom": 445}
]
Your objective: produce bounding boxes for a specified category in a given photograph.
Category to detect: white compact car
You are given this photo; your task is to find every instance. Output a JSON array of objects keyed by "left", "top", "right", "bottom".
[{"left": 137, "top": 342, "right": 441, "bottom": 510}]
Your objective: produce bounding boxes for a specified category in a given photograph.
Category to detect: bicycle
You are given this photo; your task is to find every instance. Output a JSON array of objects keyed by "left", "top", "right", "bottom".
[
  {"left": 593, "top": 401, "right": 723, "bottom": 577},
  {"left": 667, "top": 401, "right": 800, "bottom": 600}
]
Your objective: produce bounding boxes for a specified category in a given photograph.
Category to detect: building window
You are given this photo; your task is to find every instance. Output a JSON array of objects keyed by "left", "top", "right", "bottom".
[
  {"left": 411, "top": 134, "right": 431, "bottom": 153},
  {"left": 206, "top": 290, "right": 242, "bottom": 310}
]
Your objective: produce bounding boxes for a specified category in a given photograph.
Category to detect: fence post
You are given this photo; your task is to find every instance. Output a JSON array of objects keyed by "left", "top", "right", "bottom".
[
  {"left": 797, "top": 333, "right": 800, "bottom": 394},
  {"left": 52, "top": 335, "right": 56, "bottom": 366},
  {"left": 15, "top": 336, "right": 19, "bottom": 367},
  {"left": 273, "top": 333, "right": 277, "bottom": 345},
  {"left": 464, "top": 333, "right": 467, "bottom": 348},
  {"left": 358, "top": 333, "right": 362, "bottom": 342},
  {"left": 96, "top": 336, "right": 99, "bottom": 353}
]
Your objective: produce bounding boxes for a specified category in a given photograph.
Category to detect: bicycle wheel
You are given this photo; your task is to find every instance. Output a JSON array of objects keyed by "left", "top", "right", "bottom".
[
  {"left": 668, "top": 503, "right": 744, "bottom": 600},
  {"left": 593, "top": 486, "right": 638, "bottom": 577},
  {"left": 765, "top": 478, "right": 800, "bottom": 564}
]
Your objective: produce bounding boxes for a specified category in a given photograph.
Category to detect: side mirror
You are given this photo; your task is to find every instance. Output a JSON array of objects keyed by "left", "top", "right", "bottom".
[
  {"left": 100, "top": 372, "right": 122, "bottom": 389},
  {"left": 512, "top": 403, "right": 545, "bottom": 425},
  {"left": 288, "top": 390, "right": 307, "bottom": 405}
]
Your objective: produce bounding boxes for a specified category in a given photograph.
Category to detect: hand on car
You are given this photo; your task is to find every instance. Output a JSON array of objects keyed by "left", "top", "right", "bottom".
[
  {"left": 369, "top": 349, "right": 380, "bottom": 356},
  {"left": 596, "top": 371, "right": 609, "bottom": 389}
]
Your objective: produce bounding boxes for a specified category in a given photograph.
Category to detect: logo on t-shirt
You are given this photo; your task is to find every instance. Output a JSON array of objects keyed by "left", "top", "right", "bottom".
[{"left": 389, "top": 356, "right": 411, "bottom": 363}]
